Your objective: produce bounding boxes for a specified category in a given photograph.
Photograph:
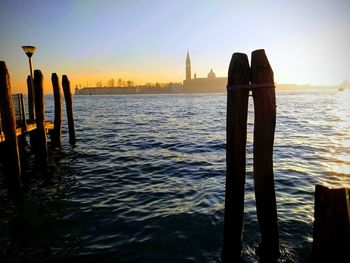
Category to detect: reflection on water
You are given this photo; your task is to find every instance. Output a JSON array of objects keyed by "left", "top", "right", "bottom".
[{"left": 0, "top": 91, "right": 349, "bottom": 262}]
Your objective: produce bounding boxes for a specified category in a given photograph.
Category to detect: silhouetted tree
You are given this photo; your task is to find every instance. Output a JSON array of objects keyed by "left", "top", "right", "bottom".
[
  {"left": 126, "top": 80, "right": 134, "bottom": 87},
  {"left": 96, "top": 81, "right": 102, "bottom": 87},
  {"left": 107, "top": 78, "right": 115, "bottom": 87},
  {"left": 118, "top": 78, "right": 123, "bottom": 87}
]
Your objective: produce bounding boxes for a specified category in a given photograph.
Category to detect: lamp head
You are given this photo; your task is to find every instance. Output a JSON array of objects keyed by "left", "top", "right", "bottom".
[{"left": 22, "top": 45, "right": 36, "bottom": 58}]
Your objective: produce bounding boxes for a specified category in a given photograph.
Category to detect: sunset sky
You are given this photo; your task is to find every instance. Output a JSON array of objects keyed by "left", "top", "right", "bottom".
[{"left": 0, "top": 0, "right": 349, "bottom": 93}]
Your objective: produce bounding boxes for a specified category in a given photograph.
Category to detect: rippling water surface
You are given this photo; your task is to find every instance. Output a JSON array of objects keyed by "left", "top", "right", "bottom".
[{"left": 0, "top": 91, "right": 349, "bottom": 262}]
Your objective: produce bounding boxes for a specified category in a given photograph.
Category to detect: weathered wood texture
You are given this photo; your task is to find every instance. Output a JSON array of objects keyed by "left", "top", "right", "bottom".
[
  {"left": 0, "top": 61, "right": 22, "bottom": 191},
  {"left": 62, "top": 75, "right": 76, "bottom": 145},
  {"left": 222, "top": 53, "right": 250, "bottom": 261},
  {"left": 251, "top": 49, "right": 279, "bottom": 259},
  {"left": 312, "top": 185, "right": 350, "bottom": 262},
  {"left": 33, "top": 70, "right": 48, "bottom": 167},
  {"left": 51, "top": 73, "right": 62, "bottom": 148}
]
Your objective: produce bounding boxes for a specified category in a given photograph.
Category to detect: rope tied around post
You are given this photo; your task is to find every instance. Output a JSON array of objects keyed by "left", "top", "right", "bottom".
[{"left": 227, "top": 82, "right": 276, "bottom": 91}]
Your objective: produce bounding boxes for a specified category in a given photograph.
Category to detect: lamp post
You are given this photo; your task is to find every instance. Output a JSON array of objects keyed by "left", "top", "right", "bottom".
[{"left": 22, "top": 45, "right": 36, "bottom": 120}]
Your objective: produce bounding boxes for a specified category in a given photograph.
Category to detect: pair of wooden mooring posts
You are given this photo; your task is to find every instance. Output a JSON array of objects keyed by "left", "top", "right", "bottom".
[
  {"left": 0, "top": 61, "right": 75, "bottom": 195},
  {"left": 222, "top": 49, "right": 350, "bottom": 261},
  {"left": 222, "top": 49, "right": 279, "bottom": 261}
]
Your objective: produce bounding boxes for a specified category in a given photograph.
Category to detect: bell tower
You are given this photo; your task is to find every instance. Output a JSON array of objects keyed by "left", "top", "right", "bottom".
[{"left": 186, "top": 49, "right": 191, "bottom": 80}]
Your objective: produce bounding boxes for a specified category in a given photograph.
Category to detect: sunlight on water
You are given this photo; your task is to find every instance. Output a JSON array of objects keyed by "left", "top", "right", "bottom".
[{"left": 328, "top": 90, "right": 350, "bottom": 188}]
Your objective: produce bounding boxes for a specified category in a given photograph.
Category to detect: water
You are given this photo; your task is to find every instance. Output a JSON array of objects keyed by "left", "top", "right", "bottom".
[{"left": 0, "top": 90, "right": 349, "bottom": 262}]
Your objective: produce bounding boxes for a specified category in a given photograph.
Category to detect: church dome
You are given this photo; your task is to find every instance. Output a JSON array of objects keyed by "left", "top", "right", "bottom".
[{"left": 207, "top": 68, "right": 216, "bottom": 79}]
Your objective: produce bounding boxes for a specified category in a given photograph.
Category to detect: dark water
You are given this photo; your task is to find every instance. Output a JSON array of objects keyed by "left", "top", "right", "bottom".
[{"left": 1, "top": 91, "right": 349, "bottom": 262}]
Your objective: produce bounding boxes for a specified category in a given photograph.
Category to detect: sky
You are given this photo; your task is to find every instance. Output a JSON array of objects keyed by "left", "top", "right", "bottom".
[{"left": 0, "top": 0, "right": 349, "bottom": 93}]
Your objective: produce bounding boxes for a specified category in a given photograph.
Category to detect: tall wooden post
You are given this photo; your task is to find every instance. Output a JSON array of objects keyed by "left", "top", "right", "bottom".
[
  {"left": 33, "top": 70, "right": 48, "bottom": 169},
  {"left": 0, "top": 61, "right": 22, "bottom": 193},
  {"left": 251, "top": 49, "right": 279, "bottom": 260},
  {"left": 222, "top": 53, "right": 250, "bottom": 261},
  {"left": 26, "top": 75, "right": 34, "bottom": 121},
  {"left": 62, "top": 75, "right": 76, "bottom": 145},
  {"left": 51, "top": 73, "right": 62, "bottom": 148}
]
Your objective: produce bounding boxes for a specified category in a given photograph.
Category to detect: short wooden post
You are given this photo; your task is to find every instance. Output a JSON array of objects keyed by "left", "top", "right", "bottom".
[
  {"left": 251, "top": 49, "right": 279, "bottom": 259},
  {"left": 33, "top": 70, "right": 48, "bottom": 168},
  {"left": 51, "top": 73, "right": 62, "bottom": 148},
  {"left": 222, "top": 53, "right": 250, "bottom": 261},
  {"left": 62, "top": 75, "right": 76, "bottom": 145},
  {"left": 26, "top": 75, "right": 34, "bottom": 121},
  {"left": 0, "top": 61, "right": 22, "bottom": 192},
  {"left": 312, "top": 185, "right": 350, "bottom": 262}
]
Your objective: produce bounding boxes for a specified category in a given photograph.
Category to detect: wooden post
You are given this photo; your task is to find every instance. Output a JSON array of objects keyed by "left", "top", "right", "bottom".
[
  {"left": 312, "top": 185, "right": 350, "bottom": 262},
  {"left": 51, "top": 73, "right": 62, "bottom": 148},
  {"left": 0, "top": 61, "right": 22, "bottom": 193},
  {"left": 26, "top": 75, "right": 34, "bottom": 121},
  {"left": 20, "top": 93, "right": 27, "bottom": 129},
  {"left": 251, "top": 49, "right": 279, "bottom": 260},
  {"left": 18, "top": 94, "right": 28, "bottom": 153},
  {"left": 18, "top": 93, "right": 28, "bottom": 156},
  {"left": 222, "top": 53, "right": 250, "bottom": 261},
  {"left": 62, "top": 75, "right": 76, "bottom": 145},
  {"left": 33, "top": 70, "right": 48, "bottom": 169}
]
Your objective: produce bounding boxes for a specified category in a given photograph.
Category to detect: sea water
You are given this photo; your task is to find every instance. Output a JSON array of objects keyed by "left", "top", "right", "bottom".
[{"left": 0, "top": 90, "right": 349, "bottom": 262}]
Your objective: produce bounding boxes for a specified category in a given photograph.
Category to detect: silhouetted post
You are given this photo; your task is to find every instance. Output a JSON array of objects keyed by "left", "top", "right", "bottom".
[
  {"left": 19, "top": 93, "right": 27, "bottom": 128},
  {"left": 19, "top": 93, "right": 28, "bottom": 151},
  {"left": 18, "top": 93, "right": 28, "bottom": 168},
  {"left": 312, "top": 185, "right": 350, "bottom": 262},
  {"left": 33, "top": 70, "right": 48, "bottom": 169},
  {"left": 0, "top": 61, "right": 22, "bottom": 193},
  {"left": 251, "top": 49, "right": 279, "bottom": 260},
  {"left": 222, "top": 53, "right": 250, "bottom": 261},
  {"left": 51, "top": 73, "right": 62, "bottom": 148},
  {"left": 62, "top": 75, "right": 76, "bottom": 145},
  {"left": 26, "top": 75, "right": 34, "bottom": 120}
]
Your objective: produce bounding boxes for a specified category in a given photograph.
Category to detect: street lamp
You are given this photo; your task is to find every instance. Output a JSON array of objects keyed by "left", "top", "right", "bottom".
[{"left": 22, "top": 45, "right": 36, "bottom": 120}]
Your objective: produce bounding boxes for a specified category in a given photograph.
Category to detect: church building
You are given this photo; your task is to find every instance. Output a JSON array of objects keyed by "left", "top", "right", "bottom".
[{"left": 183, "top": 50, "right": 227, "bottom": 93}]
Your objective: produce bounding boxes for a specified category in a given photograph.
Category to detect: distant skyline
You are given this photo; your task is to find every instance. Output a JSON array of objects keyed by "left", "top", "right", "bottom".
[{"left": 1, "top": 0, "right": 349, "bottom": 93}]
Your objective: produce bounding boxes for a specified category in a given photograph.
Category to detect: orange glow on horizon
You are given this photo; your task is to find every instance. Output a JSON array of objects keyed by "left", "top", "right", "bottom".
[{"left": 9, "top": 69, "right": 185, "bottom": 94}]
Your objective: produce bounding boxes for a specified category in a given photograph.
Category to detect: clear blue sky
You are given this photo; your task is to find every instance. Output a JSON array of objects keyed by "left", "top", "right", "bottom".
[{"left": 0, "top": 0, "right": 349, "bottom": 93}]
